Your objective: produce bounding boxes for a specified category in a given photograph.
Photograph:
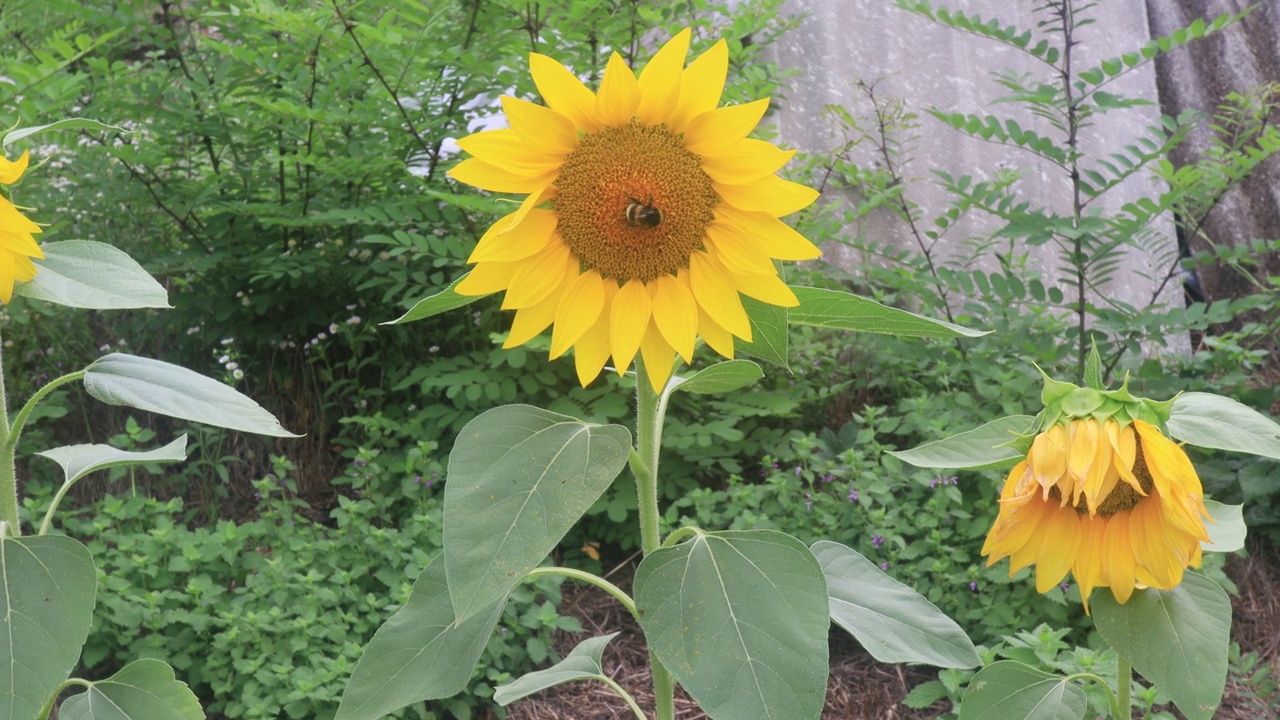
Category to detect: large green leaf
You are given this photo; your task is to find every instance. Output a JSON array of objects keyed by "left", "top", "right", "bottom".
[
  {"left": 58, "top": 659, "right": 203, "bottom": 720},
  {"left": 494, "top": 633, "right": 618, "bottom": 706},
  {"left": 1167, "top": 392, "right": 1280, "bottom": 460},
  {"left": 444, "top": 405, "right": 630, "bottom": 620},
  {"left": 336, "top": 556, "right": 506, "bottom": 720},
  {"left": 789, "top": 287, "right": 989, "bottom": 338},
  {"left": 735, "top": 296, "right": 789, "bottom": 369},
  {"left": 38, "top": 436, "right": 188, "bottom": 486},
  {"left": 812, "top": 541, "right": 979, "bottom": 668},
  {"left": 1202, "top": 500, "right": 1245, "bottom": 553},
  {"left": 83, "top": 354, "right": 298, "bottom": 437},
  {"left": 1092, "top": 573, "right": 1230, "bottom": 720},
  {"left": 2, "top": 119, "right": 126, "bottom": 148},
  {"left": 958, "top": 661, "right": 1087, "bottom": 720},
  {"left": 634, "top": 530, "right": 829, "bottom": 720},
  {"left": 668, "top": 360, "right": 763, "bottom": 396},
  {"left": 17, "top": 241, "right": 170, "bottom": 310},
  {"left": 889, "top": 415, "right": 1035, "bottom": 470},
  {"left": 383, "top": 272, "right": 479, "bottom": 325},
  {"left": 0, "top": 535, "right": 96, "bottom": 720}
]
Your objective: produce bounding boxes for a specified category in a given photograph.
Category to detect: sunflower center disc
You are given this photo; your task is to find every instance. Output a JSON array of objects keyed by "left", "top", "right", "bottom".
[{"left": 553, "top": 120, "right": 717, "bottom": 283}]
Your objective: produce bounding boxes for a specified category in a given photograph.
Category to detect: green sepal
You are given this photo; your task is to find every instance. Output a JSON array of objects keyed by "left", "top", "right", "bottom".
[
  {"left": 1037, "top": 365, "right": 1078, "bottom": 406},
  {"left": 1059, "top": 387, "right": 1103, "bottom": 417}
]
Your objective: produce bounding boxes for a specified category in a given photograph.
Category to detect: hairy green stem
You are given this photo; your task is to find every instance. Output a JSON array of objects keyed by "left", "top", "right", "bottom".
[
  {"left": 633, "top": 357, "right": 674, "bottom": 720},
  {"left": 1114, "top": 655, "right": 1132, "bottom": 718},
  {"left": 0, "top": 337, "right": 16, "bottom": 537}
]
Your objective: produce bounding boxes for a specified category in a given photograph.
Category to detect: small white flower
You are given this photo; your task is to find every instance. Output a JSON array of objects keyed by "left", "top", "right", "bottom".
[
  {"left": 233, "top": 369, "right": 244, "bottom": 379},
  {"left": 329, "top": 323, "right": 339, "bottom": 334}
]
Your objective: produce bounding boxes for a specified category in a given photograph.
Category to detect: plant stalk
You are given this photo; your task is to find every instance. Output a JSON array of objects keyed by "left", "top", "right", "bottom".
[
  {"left": 633, "top": 358, "right": 674, "bottom": 720},
  {"left": 0, "top": 336, "right": 17, "bottom": 537},
  {"left": 1114, "top": 655, "right": 1132, "bottom": 719}
]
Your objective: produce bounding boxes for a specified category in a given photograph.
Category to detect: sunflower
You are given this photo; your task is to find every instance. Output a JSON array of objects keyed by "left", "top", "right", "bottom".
[
  {"left": 447, "top": 29, "right": 820, "bottom": 391},
  {"left": 0, "top": 151, "right": 43, "bottom": 303},
  {"left": 981, "top": 416, "right": 1212, "bottom": 612}
]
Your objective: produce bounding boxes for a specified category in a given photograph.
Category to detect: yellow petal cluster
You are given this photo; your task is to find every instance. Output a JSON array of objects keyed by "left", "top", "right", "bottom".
[
  {"left": 981, "top": 417, "right": 1212, "bottom": 612},
  {"left": 0, "top": 151, "right": 43, "bottom": 303},
  {"left": 447, "top": 29, "right": 820, "bottom": 391}
]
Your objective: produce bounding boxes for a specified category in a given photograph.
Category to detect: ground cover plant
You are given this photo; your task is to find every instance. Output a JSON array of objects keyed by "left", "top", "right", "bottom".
[{"left": 1, "top": 0, "right": 1279, "bottom": 719}]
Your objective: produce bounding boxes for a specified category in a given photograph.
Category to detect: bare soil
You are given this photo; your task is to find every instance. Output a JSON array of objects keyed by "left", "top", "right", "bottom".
[{"left": 499, "top": 541, "right": 1280, "bottom": 719}]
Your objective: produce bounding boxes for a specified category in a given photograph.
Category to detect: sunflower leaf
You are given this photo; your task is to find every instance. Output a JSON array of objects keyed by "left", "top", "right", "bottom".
[
  {"left": 2, "top": 119, "right": 126, "bottom": 148},
  {"left": 18, "top": 241, "right": 171, "bottom": 310},
  {"left": 493, "top": 633, "right": 618, "bottom": 706},
  {"left": 735, "top": 296, "right": 789, "bottom": 369},
  {"left": 444, "top": 405, "right": 630, "bottom": 620},
  {"left": 0, "top": 535, "right": 96, "bottom": 720},
  {"left": 384, "top": 272, "right": 481, "bottom": 325},
  {"left": 336, "top": 556, "right": 506, "bottom": 720},
  {"left": 812, "top": 541, "right": 980, "bottom": 668},
  {"left": 58, "top": 659, "right": 203, "bottom": 720},
  {"left": 1092, "top": 573, "right": 1230, "bottom": 720},
  {"left": 788, "top": 287, "right": 988, "bottom": 338},
  {"left": 635, "top": 530, "right": 829, "bottom": 720},
  {"left": 668, "top": 360, "right": 763, "bottom": 395},
  {"left": 1166, "top": 392, "right": 1280, "bottom": 460},
  {"left": 888, "top": 415, "right": 1035, "bottom": 469},
  {"left": 83, "top": 354, "right": 298, "bottom": 437},
  {"left": 957, "top": 660, "right": 1087, "bottom": 720},
  {"left": 1201, "top": 500, "right": 1245, "bottom": 552}
]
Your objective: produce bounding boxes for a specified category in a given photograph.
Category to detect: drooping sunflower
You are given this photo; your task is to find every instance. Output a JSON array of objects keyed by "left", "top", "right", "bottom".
[
  {"left": 447, "top": 29, "right": 820, "bottom": 391},
  {"left": 982, "top": 416, "right": 1212, "bottom": 612},
  {"left": 0, "top": 151, "right": 43, "bottom": 303}
]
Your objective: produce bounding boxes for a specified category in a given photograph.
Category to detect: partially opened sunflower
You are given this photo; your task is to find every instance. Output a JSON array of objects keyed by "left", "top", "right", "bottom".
[
  {"left": 448, "top": 29, "right": 820, "bottom": 391},
  {"left": 0, "top": 151, "right": 43, "bottom": 303},
  {"left": 982, "top": 378, "right": 1213, "bottom": 612}
]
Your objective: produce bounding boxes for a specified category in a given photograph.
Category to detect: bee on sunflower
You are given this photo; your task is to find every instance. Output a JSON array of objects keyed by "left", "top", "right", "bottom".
[{"left": 447, "top": 29, "right": 820, "bottom": 392}]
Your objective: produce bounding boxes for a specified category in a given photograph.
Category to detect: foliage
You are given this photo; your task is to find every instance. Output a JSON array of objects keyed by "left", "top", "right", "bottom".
[{"left": 37, "top": 459, "right": 574, "bottom": 720}]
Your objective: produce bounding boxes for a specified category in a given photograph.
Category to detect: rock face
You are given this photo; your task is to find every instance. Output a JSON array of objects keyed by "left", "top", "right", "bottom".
[
  {"left": 765, "top": 0, "right": 1280, "bottom": 357},
  {"left": 1146, "top": 0, "right": 1280, "bottom": 344}
]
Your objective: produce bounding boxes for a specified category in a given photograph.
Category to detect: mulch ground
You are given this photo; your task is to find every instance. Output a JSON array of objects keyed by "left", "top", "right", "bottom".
[{"left": 497, "top": 540, "right": 1280, "bottom": 719}]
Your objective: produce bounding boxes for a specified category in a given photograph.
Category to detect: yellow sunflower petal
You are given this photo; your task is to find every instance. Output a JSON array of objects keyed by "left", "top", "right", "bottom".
[
  {"left": 689, "top": 251, "right": 751, "bottom": 339},
  {"left": 1134, "top": 420, "right": 1210, "bottom": 541},
  {"left": 609, "top": 279, "right": 653, "bottom": 373},
  {"left": 469, "top": 208, "right": 557, "bottom": 263},
  {"left": 505, "top": 285, "right": 562, "bottom": 348},
  {"left": 1128, "top": 499, "right": 1183, "bottom": 589},
  {"left": 697, "top": 305, "right": 735, "bottom": 359},
  {"left": 1073, "top": 517, "right": 1107, "bottom": 613},
  {"left": 1103, "top": 514, "right": 1137, "bottom": 604},
  {"left": 637, "top": 28, "right": 689, "bottom": 126},
  {"left": 1028, "top": 423, "right": 1068, "bottom": 493},
  {"left": 498, "top": 185, "right": 557, "bottom": 235},
  {"left": 1111, "top": 421, "right": 1142, "bottom": 493},
  {"left": 716, "top": 207, "right": 821, "bottom": 261},
  {"left": 449, "top": 157, "right": 554, "bottom": 194},
  {"left": 574, "top": 284, "right": 615, "bottom": 386},
  {"left": 501, "top": 96, "right": 579, "bottom": 155},
  {"left": 456, "top": 129, "right": 565, "bottom": 176},
  {"left": 0, "top": 152, "right": 29, "bottom": 185},
  {"left": 700, "top": 139, "right": 796, "bottom": 184},
  {"left": 597, "top": 52, "right": 641, "bottom": 127},
  {"left": 683, "top": 98, "right": 769, "bottom": 156},
  {"left": 650, "top": 272, "right": 698, "bottom": 362},
  {"left": 455, "top": 261, "right": 517, "bottom": 296},
  {"left": 501, "top": 241, "right": 573, "bottom": 309},
  {"left": 529, "top": 52, "right": 601, "bottom": 132},
  {"left": 1067, "top": 419, "right": 1098, "bottom": 505},
  {"left": 669, "top": 39, "right": 728, "bottom": 132},
  {"left": 705, "top": 220, "right": 775, "bottom": 276},
  {"left": 550, "top": 270, "right": 606, "bottom": 359},
  {"left": 640, "top": 325, "right": 678, "bottom": 393},
  {"left": 1083, "top": 421, "right": 1115, "bottom": 512},
  {"left": 1034, "top": 507, "right": 1081, "bottom": 593},
  {"left": 727, "top": 268, "right": 799, "bottom": 307},
  {"left": 715, "top": 173, "right": 819, "bottom": 217}
]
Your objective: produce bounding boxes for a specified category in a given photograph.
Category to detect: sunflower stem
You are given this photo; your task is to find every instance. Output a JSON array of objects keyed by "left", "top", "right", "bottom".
[
  {"left": 633, "top": 358, "right": 675, "bottom": 720},
  {"left": 0, "top": 336, "right": 17, "bottom": 538},
  {"left": 1114, "top": 655, "right": 1132, "bottom": 719}
]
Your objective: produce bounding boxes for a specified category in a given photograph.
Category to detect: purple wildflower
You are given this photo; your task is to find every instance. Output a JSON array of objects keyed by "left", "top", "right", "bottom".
[{"left": 872, "top": 535, "right": 885, "bottom": 549}]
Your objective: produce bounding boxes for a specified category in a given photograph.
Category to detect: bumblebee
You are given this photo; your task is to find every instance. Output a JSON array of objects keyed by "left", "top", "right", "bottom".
[{"left": 624, "top": 195, "right": 663, "bottom": 228}]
